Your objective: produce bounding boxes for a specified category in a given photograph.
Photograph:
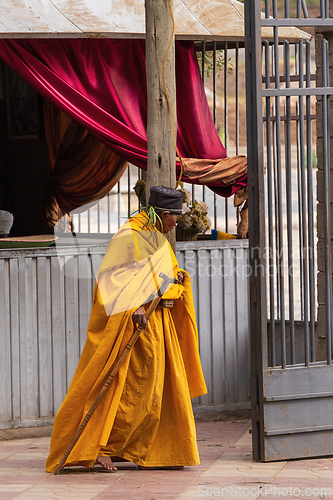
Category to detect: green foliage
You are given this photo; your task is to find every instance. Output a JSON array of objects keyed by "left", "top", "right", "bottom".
[
  {"left": 133, "top": 180, "right": 146, "bottom": 206},
  {"left": 218, "top": 128, "right": 228, "bottom": 147},
  {"left": 196, "top": 51, "right": 233, "bottom": 79},
  {"left": 304, "top": 150, "right": 317, "bottom": 169}
]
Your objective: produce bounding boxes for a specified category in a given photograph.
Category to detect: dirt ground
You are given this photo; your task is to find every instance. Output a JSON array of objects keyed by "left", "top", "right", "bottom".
[
  {"left": 0, "top": 425, "right": 53, "bottom": 442},
  {"left": 194, "top": 409, "right": 251, "bottom": 424}
]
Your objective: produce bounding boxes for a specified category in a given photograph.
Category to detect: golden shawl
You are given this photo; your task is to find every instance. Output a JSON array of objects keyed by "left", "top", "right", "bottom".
[{"left": 46, "top": 212, "right": 207, "bottom": 472}]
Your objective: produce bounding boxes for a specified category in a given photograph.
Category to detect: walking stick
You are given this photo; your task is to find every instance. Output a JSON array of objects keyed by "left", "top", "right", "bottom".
[{"left": 54, "top": 272, "right": 177, "bottom": 475}]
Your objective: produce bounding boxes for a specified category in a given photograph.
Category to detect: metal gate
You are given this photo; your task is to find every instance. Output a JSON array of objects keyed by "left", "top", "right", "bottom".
[{"left": 245, "top": 0, "right": 333, "bottom": 461}]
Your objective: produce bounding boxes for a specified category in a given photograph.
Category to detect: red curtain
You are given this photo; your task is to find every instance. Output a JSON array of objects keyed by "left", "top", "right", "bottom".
[{"left": 0, "top": 39, "right": 246, "bottom": 198}]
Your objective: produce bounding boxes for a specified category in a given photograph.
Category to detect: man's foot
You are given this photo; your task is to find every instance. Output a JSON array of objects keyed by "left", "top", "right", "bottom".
[
  {"left": 96, "top": 456, "right": 117, "bottom": 471},
  {"left": 138, "top": 465, "right": 184, "bottom": 470}
]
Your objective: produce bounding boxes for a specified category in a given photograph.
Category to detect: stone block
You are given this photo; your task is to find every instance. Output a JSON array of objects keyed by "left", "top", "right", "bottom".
[
  {"left": 316, "top": 200, "right": 333, "bottom": 231},
  {"left": 317, "top": 335, "right": 329, "bottom": 361},
  {"left": 316, "top": 235, "right": 333, "bottom": 272},
  {"left": 317, "top": 304, "right": 327, "bottom": 340},
  {"left": 316, "top": 170, "right": 333, "bottom": 202},
  {"left": 315, "top": 32, "right": 323, "bottom": 76},
  {"left": 317, "top": 269, "right": 330, "bottom": 304}
]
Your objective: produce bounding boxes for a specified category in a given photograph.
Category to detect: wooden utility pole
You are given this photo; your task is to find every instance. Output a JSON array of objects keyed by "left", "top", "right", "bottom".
[{"left": 145, "top": 0, "right": 177, "bottom": 248}]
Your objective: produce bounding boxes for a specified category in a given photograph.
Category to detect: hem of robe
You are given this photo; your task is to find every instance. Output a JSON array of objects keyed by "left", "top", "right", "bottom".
[
  {"left": 48, "top": 452, "right": 200, "bottom": 472},
  {"left": 97, "top": 449, "right": 200, "bottom": 467}
]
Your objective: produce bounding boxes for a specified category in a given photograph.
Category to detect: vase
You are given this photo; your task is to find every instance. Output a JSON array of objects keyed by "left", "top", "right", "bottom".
[{"left": 176, "top": 228, "right": 199, "bottom": 241}]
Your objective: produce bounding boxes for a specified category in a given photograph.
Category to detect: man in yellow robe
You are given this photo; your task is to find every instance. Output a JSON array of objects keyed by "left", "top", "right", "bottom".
[{"left": 46, "top": 186, "right": 207, "bottom": 473}]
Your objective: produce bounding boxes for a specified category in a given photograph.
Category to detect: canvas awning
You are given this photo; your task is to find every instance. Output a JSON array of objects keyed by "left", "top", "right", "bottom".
[{"left": 0, "top": 0, "right": 311, "bottom": 42}]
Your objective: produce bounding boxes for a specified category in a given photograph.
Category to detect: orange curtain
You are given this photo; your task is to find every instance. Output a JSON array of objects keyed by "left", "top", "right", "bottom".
[
  {"left": 181, "top": 156, "right": 247, "bottom": 186},
  {"left": 43, "top": 100, "right": 129, "bottom": 218}
]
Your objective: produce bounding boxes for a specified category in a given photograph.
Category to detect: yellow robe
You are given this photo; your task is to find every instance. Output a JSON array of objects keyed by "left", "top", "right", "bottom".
[{"left": 46, "top": 212, "right": 207, "bottom": 472}]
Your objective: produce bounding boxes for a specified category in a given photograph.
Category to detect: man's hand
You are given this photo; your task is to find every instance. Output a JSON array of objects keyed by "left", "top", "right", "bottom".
[
  {"left": 132, "top": 306, "right": 148, "bottom": 329},
  {"left": 177, "top": 271, "right": 185, "bottom": 284}
]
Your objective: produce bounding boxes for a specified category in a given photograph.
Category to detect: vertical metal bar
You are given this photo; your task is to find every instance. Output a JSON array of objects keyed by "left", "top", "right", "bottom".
[
  {"left": 265, "top": 0, "right": 270, "bottom": 18},
  {"left": 127, "top": 165, "right": 131, "bottom": 218},
  {"left": 97, "top": 200, "right": 101, "bottom": 234},
  {"left": 272, "top": 48, "right": 280, "bottom": 321},
  {"left": 265, "top": 41, "right": 275, "bottom": 367},
  {"left": 201, "top": 41, "right": 205, "bottom": 85},
  {"left": 284, "top": 40, "right": 295, "bottom": 364},
  {"left": 320, "top": 0, "right": 329, "bottom": 18},
  {"left": 327, "top": 37, "right": 332, "bottom": 362},
  {"left": 321, "top": 0, "right": 329, "bottom": 18},
  {"left": 296, "top": 105, "right": 304, "bottom": 321},
  {"left": 213, "top": 41, "right": 218, "bottom": 231},
  {"left": 224, "top": 42, "right": 228, "bottom": 146},
  {"left": 298, "top": 40, "right": 310, "bottom": 366},
  {"left": 87, "top": 207, "right": 91, "bottom": 234},
  {"left": 213, "top": 41, "right": 217, "bottom": 126},
  {"left": 284, "top": 0, "right": 289, "bottom": 18},
  {"left": 117, "top": 181, "right": 121, "bottom": 230},
  {"left": 224, "top": 42, "right": 229, "bottom": 233},
  {"left": 295, "top": 42, "right": 304, "bottom": 322},
  {"left": 272, "top": 0, "right": 277, "bottom": 18},
  {"left": 245, "top": 0, "right": 267, "bottom": 461},
  {"left": 201, "top": 41, "right": 206, "bottom": 205},
  {"left": 77, "top": 213, "right": 81, "bottom": 234},
  {"left": 273, "top": 23, "right": 286, "bottom": 368},
  {"left": 305, "top": 40, "right": 316, "bottom": 361},
  {"left": 322, "top": 39, "right": 332, "bottom": 364},
  {"left": 296, "top": 0, "right": 301, "bottom": 18},
  {"left": 138, "top": 168, "right": 141, "bottom": 212},
  {"left": 107, "top": 192, "right": 111, "bottom": 234},
  {"left": 301, "top": 0, "right": 308, "bottom": 18},
  {"left": 235, "top": 43, "right": 239, "bottom": 156},
  {"left": 214, "top": 191, "right": 217, "bottom": 230}
]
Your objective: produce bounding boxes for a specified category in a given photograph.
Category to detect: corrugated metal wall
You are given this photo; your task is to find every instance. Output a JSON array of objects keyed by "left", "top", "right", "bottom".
[
  {"left": 178, "top": 240, "right": 250, "bottom": 412},
  {"left": 0, "top": 240, "right": 249, "bottom": 429}
]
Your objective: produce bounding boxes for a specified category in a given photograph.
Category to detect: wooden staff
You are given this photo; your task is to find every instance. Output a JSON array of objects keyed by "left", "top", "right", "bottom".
[{"left": 54, "top": 273, "right": 176, "bottom": 475}]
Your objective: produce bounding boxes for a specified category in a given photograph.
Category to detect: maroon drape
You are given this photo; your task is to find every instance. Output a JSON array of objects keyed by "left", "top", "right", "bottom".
[{"left": 0, "top": 39, "right": 246, "bottom": 197}]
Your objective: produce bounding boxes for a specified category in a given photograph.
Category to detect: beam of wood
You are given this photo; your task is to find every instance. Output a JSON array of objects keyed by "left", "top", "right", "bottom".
[{"left": 145, "top": 0, "right": 177, "bottom": 249}]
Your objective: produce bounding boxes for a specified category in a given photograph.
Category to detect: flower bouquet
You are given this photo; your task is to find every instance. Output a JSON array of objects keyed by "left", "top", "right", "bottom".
[{"left": 176, "top": 189, "right": 211, "bottom": 241}]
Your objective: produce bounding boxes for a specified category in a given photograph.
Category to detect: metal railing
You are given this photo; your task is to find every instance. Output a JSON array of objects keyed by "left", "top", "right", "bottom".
[
  {"left": 248, "top": 0, "right": 332, "bottom": 368},
  {"left": 263, "top": 39, "right": 317, "bottom": 341},
  {"left": 69, "top": 42, "right": 247, "bottom": 236}
]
